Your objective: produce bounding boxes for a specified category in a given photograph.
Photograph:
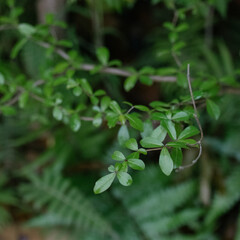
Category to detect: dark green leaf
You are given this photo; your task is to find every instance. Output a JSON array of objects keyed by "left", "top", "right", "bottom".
[
  {"left": 171, "top": 148, "right": 183, "bottom": 168},
  {"left": 139, "top": 76, "right": 153, "bottom": 86},
  {"left": 178, "top": 126, "right": 200, "bottom": 140},
  {"left": 126, "top": 114, "right": 143, "bottom": 132},
  {"left": 206, "top": 99, "right": 220, "bottom": 120}
]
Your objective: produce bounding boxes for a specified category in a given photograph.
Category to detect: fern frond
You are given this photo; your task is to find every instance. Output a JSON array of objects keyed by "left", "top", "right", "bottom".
[
  {"left": 19, "top": 170, "right": 118, "bottom": 239},
  {"left": 205, "top": 166, "right": 240, "bottom": 225}
]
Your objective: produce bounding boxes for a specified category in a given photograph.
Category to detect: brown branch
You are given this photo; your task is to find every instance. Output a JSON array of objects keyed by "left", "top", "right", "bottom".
[
  {"left": 37, "top": 41, "right": 177, "bottom": 83},
  {"left": 176, "top": 64, "right": 204, "bottom": 172}
]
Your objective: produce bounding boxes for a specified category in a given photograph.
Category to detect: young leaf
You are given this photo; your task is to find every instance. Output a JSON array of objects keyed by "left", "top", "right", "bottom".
[
  {"left": 108, "top": 165, "right": 115, "bottom": 172},
  {"left": 140, "top": 137, "right": 163, "bottom": 148},
  {"left": 106, "top": 112, "right": 119, "bottom": 128},
  {"left": 159, "top": 147, "right": 173, "bottom": 176},
  {"left": 178, "top": 126, "right": 200, "bottom": 140},
  {"left": 117, "top": 172, "right": 132, "bottom": 186},
  {"left": 124, "top": 75, "right": 138, "bottom": 92},
  {"left": 137, "top": 148, "right": 147, "bottom": 155},
  {"left": 126, "top": 114, "right": 143, "bottom": 132},
  {"left": 125, "top": 138, "right": 138, "bottom": 151},
  {"left": 206, "top": 99, "right": 220, "bottom": 120},
  {"left": 94, "top": 173, "right": 116, "bottom": 194},
  {"left": 118, "top": 125, "right": 130, "bottom": 145},
  {"left": 53, "top": 107, "right": 63, "bottom": 121},
  {"left": 70, "top": 114, "right": 81, "bottom": 132},
  {"left": 161, "top": 120, "right": 177, "bottom": 140},
  {"left": 96, "top": 47, "right": 109, "bottom": 65},
  {"left": 128, "top": 159, "right": 145, "bottom": 170},
  {"left": 112, "top": 151, "right": 125, "bottom": 161}
]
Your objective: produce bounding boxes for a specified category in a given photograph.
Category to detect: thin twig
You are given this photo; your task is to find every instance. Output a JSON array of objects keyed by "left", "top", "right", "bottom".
[
  {"left": 176, "top": 64, "right": 204, "bottom": 172},
  {"left": 37, "top": 41, "right": 176, "bottom": 83}
]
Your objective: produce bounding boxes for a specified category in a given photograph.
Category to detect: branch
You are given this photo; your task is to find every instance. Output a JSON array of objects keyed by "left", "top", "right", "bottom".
[
  {"left": 176, "top": 64, "right": 204, "bottom": 172},
  {"left": 38, "top": 41, "right": 176, "bottom": 83}
]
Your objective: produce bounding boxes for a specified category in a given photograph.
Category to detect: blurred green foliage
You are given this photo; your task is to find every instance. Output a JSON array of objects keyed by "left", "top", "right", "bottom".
[{"left": 0, "top": 0, "right": 240, "bottom": 239}]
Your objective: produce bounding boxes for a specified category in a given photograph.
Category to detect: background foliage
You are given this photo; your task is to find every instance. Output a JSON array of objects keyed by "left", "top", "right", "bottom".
[{"left": 0, "top": 0, "right": 240, "bottom": 239}]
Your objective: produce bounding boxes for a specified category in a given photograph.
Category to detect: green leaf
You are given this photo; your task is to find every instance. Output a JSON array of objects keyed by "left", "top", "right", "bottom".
[
  {"left": 151, "top": 112, "right": 167, "bottom": 121},
  {"left": 134, "top": 105, "right": 149, "bottom": 112},
  {"left": 93, "top": 114, "right": 102, "bottom": 127},
  {"left": 117, "top": 172, "right": 132, "bottom": 186},
  {"left": 109, "top": 101, "right": 122, "bottom": 115},
  {"left": 178, "top": 126, "right": 200, "bottom": 140},
  {"left": 18, "top": 23, "right": 36, "bottom": 36},
  {"left": 80, "top": 78, "right": 93, "bottom": 95},
  {"left": 0, "top": 73, "right": 5, "bottom": 85},
  {"left": 171, "top": 148, "right": 183, "bottom": 168},
  {"left": 108, "top": 165, "right": 115, "bottom": 172},
  {"left": 172, "top": 111, "right": 189, "bottom": 121},
  {"left": 166, "top": 141, "right": 188, "bottom": 148},
  {"left": 118, "top": 125, "right": 130, "bottom": 145},
  {"left": 127, "top": 152, "right": 140, "bottom": 160},
  {"left": 53, "top": 107, "right": 63, "bottom": 121},
  {"left": 0, "top": 106, "right": 16, "bottom": 116},
  {"left": 112, "top": 151, "right": 125, "bottom": 161},
  {"left": 96, "top": 47, "right": 109, "bottom": 65},
  {"left": 206, "top": 99, "right": 220, "bottom": 120},
  {"left": 161, "top": 120, "right": 177, "bottom": 140},
  {"left": 159, "top": 147, "right": 173, "bottom": 176},
  {"left": 106, "top": 112, "right": 118, "bottom": 128},
  {"left": 19, "top": 91, "right": 29, "bottom": 109},
  {"left": 125, "top": 138, "right": 138, "bottom": 151},
  {"left": 137, "top": 148, "right": 147, "bottom": 155},
  {"left": 126, "top": 114, "right": 143, "bottom": 132},
  {"left": 70, "top": 114, "right": 81, "bottom": 132},
  {"left": 53, "top": 62, "right": 69, "bottom": 74},
  {"left": 124, "top": 75, "right": 138, "bottom": 91},
  {"left": 140, "top": 137, "right": 163, "bottom": 148},
  {"left": 11, "top": 38, "right": 28, "bottom": 59},
  {"left": 100, "top": 96, "right": 111, "bottom": 111},
  {"left": 151, "top": 125, "right": 167, "bottom": 142},
  {"left": 94, "top": 173, "right": 115, "bottom": 194},
  {"left": 128, "top": 159, "right": 145, "bottom": 170},
  {"left": 139, "top": 75, "right": 153, "bottom": 86},
  {"left": 73, "top": 87, "right": 82, "bottom": 97}
]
